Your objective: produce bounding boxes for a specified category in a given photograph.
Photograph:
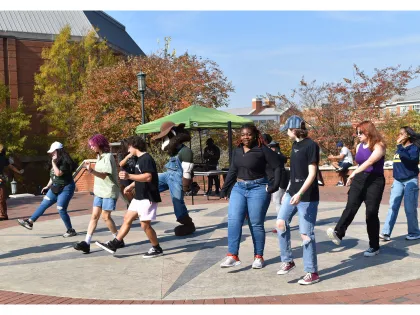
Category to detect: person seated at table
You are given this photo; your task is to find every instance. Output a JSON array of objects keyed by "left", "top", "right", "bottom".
[
  {"left": 203, "top": 138, "right": 221, "bottom": 196},
  {"left": 328, "top": 141, "right": 354, "bottom": 186}
]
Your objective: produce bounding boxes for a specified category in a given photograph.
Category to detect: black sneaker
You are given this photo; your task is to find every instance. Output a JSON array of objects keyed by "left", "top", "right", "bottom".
[
  {"left": 63, "top": 229, "right": 77, "bottom": 238},
  {"left": 17, "top": 218, "right": 33, "bottom": 230},
  {"left": 74, "top": 241, "right": 90, "bottom": 254},
  {"left": 120, "top": 239, "right": 125, "bottom": 248},
  {"left": 95, "top": 238, "right": 123, "bottom": 254},
  {"left": 364, "top": 247, "right": 379, "bottom": 257},
  {"left": 143, "top": 247, "right": 163, "bottom": 259}
]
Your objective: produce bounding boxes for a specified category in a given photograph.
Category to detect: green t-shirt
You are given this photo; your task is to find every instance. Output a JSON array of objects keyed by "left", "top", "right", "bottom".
[
  {"left": 178, "top": 146, "right": 193, "bottom": 163},
  {"left": 93, "top": 153, "right": 119, "bottom": 199},
  {"left": 50, "top": 161, "right": 73, "bottom": 186}
]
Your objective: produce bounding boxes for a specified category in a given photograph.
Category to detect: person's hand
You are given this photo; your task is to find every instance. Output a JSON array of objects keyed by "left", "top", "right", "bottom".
[
  {"left": 84, "top": 161, "right": 91, "bottom": 171},
  {"left": 346, "top": 172, "right": 355, "bottom": 186},
  {"left": 119, "top": 171, "right": 129, "bottom": 180},
  {"left": 41, "top": 186, "right": 50, "bottom": 194},
  {"left": 290, "top": 193, "right": 302, "bottom": 205},
  {"left": 19, "top": 169, "right": 24, "bottom": 174},
  {"left": 328, "top": 154, "right": 334, "bottom": 160},
  {"left": 124, "top": 185, "right": 134, "bottom": 195},
  {"left": 397, "top": 134, "right": 408, "bottom": 145}
]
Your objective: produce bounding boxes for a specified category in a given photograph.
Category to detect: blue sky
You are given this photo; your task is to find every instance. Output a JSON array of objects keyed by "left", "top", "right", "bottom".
[{"left": 106, "top": 11, "right": 420, "bottom": 109}]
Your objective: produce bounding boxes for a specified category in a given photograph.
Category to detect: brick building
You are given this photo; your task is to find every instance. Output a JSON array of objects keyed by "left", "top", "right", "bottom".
[{"left": 0, "top": 11, "right": 144, "bottom": 193}]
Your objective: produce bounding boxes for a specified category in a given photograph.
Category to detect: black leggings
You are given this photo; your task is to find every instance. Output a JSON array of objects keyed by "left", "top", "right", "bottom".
[{"left": 335, "top": 172, "right": 385, "bottom": 249}]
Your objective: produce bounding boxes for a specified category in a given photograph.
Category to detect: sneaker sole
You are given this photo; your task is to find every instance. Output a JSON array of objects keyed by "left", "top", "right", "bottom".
[
  {"left": 95, "top": 241, "right": 115, "bottom": 254},
  {"left": 220, "top": 261, "right": 241, "bottom": 268},
  {"left": 406, "top": 237, "right": 420, "bottom": 241},
  {"left": 364, "top": 251, "right": 379, "bottom": 257},
  {"left": 252, "top": 264, "right": 264, "bottom": 269},
  {"left": 327, "top": 228, "right": 341, "bottom": 245},
  {"left": 17, "top": 220, "right": 32, "bottom": 230},
  {"left": 298, "top": 278, "right": 320, "bottom": 285},
  {"left": 63, "top": 233, "right": 77, "bottom": 238},
  {"left": 142, "top": 253, "right": 163, "bottom": 259},
  {"left": 277, "top": 265, "right": 296, "bottom": 275}
]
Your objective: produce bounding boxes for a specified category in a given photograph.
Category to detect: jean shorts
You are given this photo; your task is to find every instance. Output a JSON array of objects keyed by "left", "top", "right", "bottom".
[{"left": 93, "top": 196, "right": 117, "bottom": 211}]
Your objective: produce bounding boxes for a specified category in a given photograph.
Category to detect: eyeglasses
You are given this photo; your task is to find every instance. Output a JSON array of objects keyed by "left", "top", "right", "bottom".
[{"left": 356, "top": 131, "right": 364, "bottom": 136}]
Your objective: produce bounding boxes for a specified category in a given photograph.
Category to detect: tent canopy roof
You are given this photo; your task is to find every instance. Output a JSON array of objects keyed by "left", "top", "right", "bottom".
[{"left": 135, "top": 105, "right": 253, "bottom": 134}]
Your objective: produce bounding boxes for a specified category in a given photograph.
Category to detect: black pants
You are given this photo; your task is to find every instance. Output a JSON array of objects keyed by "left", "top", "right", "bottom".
[
  {"left": 207, "top": 165, "right": 220, "bottom": 193},
  {"left": 335, "top": 172, "right": 385, "bottom": 250}
]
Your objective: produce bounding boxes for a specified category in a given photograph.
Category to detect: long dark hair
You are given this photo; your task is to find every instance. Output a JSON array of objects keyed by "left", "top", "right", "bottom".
[
  {"left": 118, "top": 138, "right": 129, "bottom": 156},
  {"left": 55, "top": 148, "right": 77, "bottom": 172},
  {"left": 402, "top": 126, "right": 420, "bottom": 148},
  {"left": 237, "top": 124, "right": 265, "bottom": 147}
]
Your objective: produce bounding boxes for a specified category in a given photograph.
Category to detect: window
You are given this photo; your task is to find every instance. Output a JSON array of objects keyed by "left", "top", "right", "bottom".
[
  {"left": 399, "top": 105, "right": 409, "bottom": 115},
  {"left": 413, "top": 105, "right": 420, "bottom": 113}
]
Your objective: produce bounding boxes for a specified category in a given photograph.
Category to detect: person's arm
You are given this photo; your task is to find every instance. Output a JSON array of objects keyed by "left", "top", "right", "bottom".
[
  {"left": 203, "top": 148, "right": 210, "bottom": 160},
  {"left": 290, "top": 163, "right": 317, "bottom": 205},
  {"left": 214, "top": 146, "right": 221, "bottom": 161},
  {"left": 41, "top": 178, "right": 53, "bottom": 194},
  {"left": 51, "top": 160, "right": 63, "bottom": 177},
  {"left": 397, "top": 144, "right": 419, "bottom": 162},
  {"left": 8, "top": 164, "right": 24, "bottom": 174},
  {"left": 346, "top": 143, "right": 385, "bottom": 185},
  {"left": 126, "top": 172, "right": 152, "bottom": 183},
  {"left": 267, "top": 166, "right": 281, "bottom": 193},
  {"left": 119, "top": 153, "right": 133, "bottom": 167},
  {"left": 85, "top": 157, "right": 110, "bottom": 180},
  {"left": 220, "top": 150, "right": 238, "bottom": 199}
]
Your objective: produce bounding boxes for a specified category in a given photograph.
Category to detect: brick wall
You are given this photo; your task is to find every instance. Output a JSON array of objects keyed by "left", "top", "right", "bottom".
[{"left": 319, "top": 167, "right": 395, "bottom": 186}]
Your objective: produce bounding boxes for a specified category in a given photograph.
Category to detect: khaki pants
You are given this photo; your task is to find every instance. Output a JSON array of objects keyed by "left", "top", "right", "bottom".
[{"left": 0, "top": 184, "right": 8, "bottom": 219}]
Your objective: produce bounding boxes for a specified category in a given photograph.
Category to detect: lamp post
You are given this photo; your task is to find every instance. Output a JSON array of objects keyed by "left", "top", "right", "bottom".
[{"left": 137, "top": 71, "right": 146, "bottom": 140}]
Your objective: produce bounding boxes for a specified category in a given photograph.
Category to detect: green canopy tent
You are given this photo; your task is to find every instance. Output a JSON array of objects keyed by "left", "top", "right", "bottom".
[{"left": 135, "top": 105, "right": 253, "bottom": 164}]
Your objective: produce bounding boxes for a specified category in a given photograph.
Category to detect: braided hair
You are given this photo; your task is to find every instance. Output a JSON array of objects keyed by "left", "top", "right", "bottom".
[{"left": 237, "top": 124, "right": 265, "bottom": 147}]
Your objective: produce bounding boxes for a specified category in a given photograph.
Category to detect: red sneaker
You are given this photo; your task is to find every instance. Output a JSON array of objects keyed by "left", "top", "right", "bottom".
[
  {"left": 298, "top": 272, "right": 320, "bottom": 285},
  {"left": 277, "top": 261, "right": 296, "bottom": 275},
  {"left": 272, "top": 229, "right": 277, "bottom": 233}
]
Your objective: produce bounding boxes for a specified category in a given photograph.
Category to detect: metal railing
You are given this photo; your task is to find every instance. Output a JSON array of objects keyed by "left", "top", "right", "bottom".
[{"left": 73, "top": 159, "right": 96, "bottom": 184}]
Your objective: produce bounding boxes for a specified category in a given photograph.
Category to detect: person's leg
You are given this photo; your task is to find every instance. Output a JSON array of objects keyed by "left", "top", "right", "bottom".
[
  {"left": 158, "top": 172, "right": 169, "bottom": 193},
  {"left": 56, "top": 183, "right": 75, "bottom": 230},
  {"left": 29, "top": 189, "right": 58, "bottom": 222},
  {"left": 0, "top": 185, "right": 8, "bottom": 219},
  {"left": 86, "top": 206, "right": 102, "bottom": 239},
  {"left": 331, "top": 161, "right": 340, "bottom": 169},
  {"left": 364, "top": 175, "right": 385, "bottom": 250},
  {"left": 276, "top": 193, "right": 298, "bottom": 263},
  {"left": 141, "top": 220, "right": 159, "bottom": 246},
  {"left": 246, "top": 183, "right": 271, "bottom": 257},
  {"left": 101, "top": 209, "right": 118, "bottom": 235},
  {"left": 227, "top": 184, "right": 247, "bottom": 256},
  {"left": 382, "top": 180, "right": 404, "bottom": 236},
  {"left": 116, "top": 210, "right": 138, "bottom": 241},
  {"left": 297, "top": 201, "right": 319, "bottom": 273},
  {"left": 207, "top": 175, "right": 213, "bottom": 194},
  {"left": 403, "top": 178, "right": 420, "bottom": 237},
  {"left": 334, "top": 173, "right": 366, "bottom": 239},
  {"left": 215, "top": 174, "right": 220, "bottom": 193},
  {"left": 272, "top": 189, "right": 281, "bottom": 215}
]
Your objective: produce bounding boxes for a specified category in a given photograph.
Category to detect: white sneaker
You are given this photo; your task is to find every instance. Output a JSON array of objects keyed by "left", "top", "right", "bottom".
[
  {"left": 327, "top": 228, "right": 341, "bottom": 245},
  {"left": 220, "top": 256, "right": 241, "bottom": 268},
  {"left": 364, "top": 248, "right": 379, "bottom": 257},
  {"left": 406, "top": 234, "right": 420, "bottom": 240},
  {"left": 252, "top": 257, "right": 264, "bottom": 269},
  {"left": 336, "top": 182, "right": 344, "bottom": 187},
  {"left": 379, "top": 233, "right": 391, "bottom": 241}
]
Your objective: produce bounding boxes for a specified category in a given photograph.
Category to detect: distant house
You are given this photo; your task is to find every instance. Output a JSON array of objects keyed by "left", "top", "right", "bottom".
[
  {"left": 222, "top": 97, "right": 297, "bottom": 125},
  {"left": 383, "top": 86, "right": 420, "bottom": 116}
]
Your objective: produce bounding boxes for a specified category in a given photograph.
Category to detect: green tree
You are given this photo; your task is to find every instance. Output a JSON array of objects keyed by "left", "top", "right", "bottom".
[
  {"left": 0, "top": 82, "right": 31, "bottom": 153},
  {"left": 34, "top": 25, "right": 118, "bottom": 147}
]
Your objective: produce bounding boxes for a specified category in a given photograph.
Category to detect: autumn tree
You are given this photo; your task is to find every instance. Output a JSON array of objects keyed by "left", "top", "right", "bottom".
[
  {"left": 0, "top": 82, "right": 31, "bottom": 153},
  {"left": 34, "top": 25, "right": 118, "bottom": 146},
  {"left": 75, "top": 41, "right": 235, "bottom": 157},
  {"left": 268, "top": 64, "right": 420, "bottom": 156}
]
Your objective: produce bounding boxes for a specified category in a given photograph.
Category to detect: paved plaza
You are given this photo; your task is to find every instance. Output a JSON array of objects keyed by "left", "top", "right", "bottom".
[{"left": 1, "top": 187, "right": 420, "bottom": 304}]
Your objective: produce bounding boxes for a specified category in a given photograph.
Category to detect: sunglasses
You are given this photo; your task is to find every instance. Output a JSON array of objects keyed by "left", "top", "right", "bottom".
[{"left": 356, "top": 131, "right": 364, "bottom": 136}]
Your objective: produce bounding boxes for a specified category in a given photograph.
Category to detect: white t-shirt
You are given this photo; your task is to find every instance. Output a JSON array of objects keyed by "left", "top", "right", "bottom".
[{"left": 340, "top": 146, "right": 353, "bottom": 164}]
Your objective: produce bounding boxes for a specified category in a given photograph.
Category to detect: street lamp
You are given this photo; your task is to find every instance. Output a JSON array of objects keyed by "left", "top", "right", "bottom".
[{"left": 137, "top": 72, "right": 146, "bottom": 139}]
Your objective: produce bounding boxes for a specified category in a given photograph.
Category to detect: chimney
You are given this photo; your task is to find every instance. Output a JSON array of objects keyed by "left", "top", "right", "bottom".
[
  {"left": 252, "top": 97, "right": 263, "bottom": 113},
  {"left": 265, "top": 98, "right": 275, "bottom": 107}
]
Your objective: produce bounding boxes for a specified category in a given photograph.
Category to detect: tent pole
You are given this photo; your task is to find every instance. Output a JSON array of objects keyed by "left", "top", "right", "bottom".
[
  {"left": 228, "top": 121, "right": 232, "bottom": 165},
  {"left": 198, "top": 129, "right": 203, "bottom": 163}
]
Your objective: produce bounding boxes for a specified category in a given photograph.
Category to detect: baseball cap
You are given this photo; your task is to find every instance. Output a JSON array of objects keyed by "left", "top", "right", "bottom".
[
  {"left": 336, "top": 141, "right": 344, "bottom": 148},
  {"left": 268, "top": 140, "right": 279, "bottom": 148},
  {"left": 47, "top": 141, "right": 63, "bottom": 153},
  {"left": 280, "top": 115, "right": 304, "bottom": 132}
]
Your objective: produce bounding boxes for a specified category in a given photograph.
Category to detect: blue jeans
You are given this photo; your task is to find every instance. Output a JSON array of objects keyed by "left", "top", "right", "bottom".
[
  {"left": 277, "top": 193, "right": 319, "bottom": 273},
  {"left": 227, "top": 179, "right": 271, "bottom": 256},
  {"left": 159, "top": 169, "right": 188, "bottom": 221},
  {"left": 30, "top": 182, "right": 75, "bottom": 230},
  {"left": 382, "top": 177, "right": 420, "bottom": 237}
]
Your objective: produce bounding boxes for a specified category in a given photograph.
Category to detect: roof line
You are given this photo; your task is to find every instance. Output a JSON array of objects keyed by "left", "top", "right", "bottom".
[{"left": 87, "top": 11, "right": 125, "bottom": 31}]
